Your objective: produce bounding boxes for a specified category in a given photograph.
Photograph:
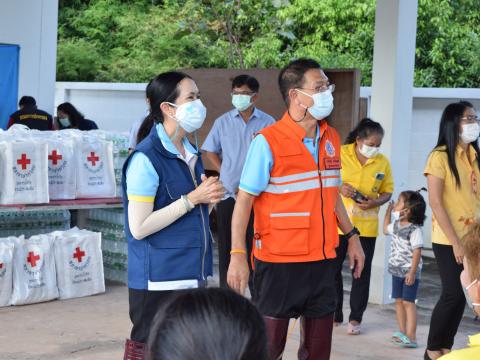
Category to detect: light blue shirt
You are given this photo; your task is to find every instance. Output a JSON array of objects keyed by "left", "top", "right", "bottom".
[
  {"left": 126, "top": 124, "right": 197, "bottom": 198},
  {"left": 201, "top": 107, "right": 275, "bottom": 198},
  {"left": 239, "top": 125, "right": 320, "bottom": 196}
]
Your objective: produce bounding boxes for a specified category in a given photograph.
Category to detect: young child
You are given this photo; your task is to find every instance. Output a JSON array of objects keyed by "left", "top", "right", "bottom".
[{"left": 383, "top": 188, "right": 427, "bottom": 348}]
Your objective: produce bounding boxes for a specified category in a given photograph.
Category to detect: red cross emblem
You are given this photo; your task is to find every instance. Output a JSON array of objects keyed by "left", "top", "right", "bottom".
[
  {"left": 48, "top": 150, "right": 63, "bottom": 165},
  {"left": 73, "top": 247, "right": 86, "bottom": 263},
  {"left": 27, "top": 251, "right": 40, "bottom": 268},
  {"left": 87, "top": 152, "right": 100, "bottom": 166},
  {"left": 17, "top": 153, "right": 31, "bottom": 170}
]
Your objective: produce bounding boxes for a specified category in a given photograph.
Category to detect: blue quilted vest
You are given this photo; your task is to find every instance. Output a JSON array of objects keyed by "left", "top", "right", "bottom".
[{"left": 122, "top": 125, "right": 213, "bottom": 290}]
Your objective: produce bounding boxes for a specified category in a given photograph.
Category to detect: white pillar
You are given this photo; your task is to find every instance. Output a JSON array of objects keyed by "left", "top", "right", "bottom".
[
  {"left": 0, "top": 0, "right": 59, "bottom": 114},
  {"left": 369, "top": 0, "right": 418, "bottom": 304}
]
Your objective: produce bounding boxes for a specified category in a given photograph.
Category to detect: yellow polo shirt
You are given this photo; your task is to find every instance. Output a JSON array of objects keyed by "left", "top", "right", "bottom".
[
  {"left": 340, "top": 143, "right": 394, "bottom": 237},
  {"left": 424, "top": 145, "right": 480, "bottom": 245},
  {"left": 439, "top": 333, "right": 480, "bottom": 359}
]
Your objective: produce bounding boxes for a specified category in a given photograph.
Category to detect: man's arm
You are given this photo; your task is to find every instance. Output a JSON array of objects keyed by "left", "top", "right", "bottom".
[
  {"left": 227, "top": 190, "right": 254, "bottom": 294},
  {"left": 335, "top": 196, "right": 365, "bottom": 279},
  {"left": 204, "top": 151, "right": 222, "bottom": 173}
]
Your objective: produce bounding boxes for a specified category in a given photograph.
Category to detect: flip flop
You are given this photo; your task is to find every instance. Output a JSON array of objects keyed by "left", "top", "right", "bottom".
[
  {"left": 391, "top": 331, "right": 406, "bottom": 344},
  {"left": 347, "top": 322, "right": 361, "bottom": 335},
  {"left": 392, "top": 332, "right": 418, "bottom": 348}
]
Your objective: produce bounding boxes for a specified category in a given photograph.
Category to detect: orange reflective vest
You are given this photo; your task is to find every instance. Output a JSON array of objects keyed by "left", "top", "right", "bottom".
[{"left": 252, "top": 112, "right": 341, "bottom": 263}]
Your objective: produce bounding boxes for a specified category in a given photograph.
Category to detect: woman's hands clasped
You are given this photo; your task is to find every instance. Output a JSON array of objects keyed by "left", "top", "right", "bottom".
[{"left": 188, "top": 174, "right": 225, "bottom": 205}]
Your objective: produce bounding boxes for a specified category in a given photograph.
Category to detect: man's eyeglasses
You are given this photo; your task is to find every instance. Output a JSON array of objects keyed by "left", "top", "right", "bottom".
[{"left": 298, "top": 84, "right": 335, "bottom": 94}]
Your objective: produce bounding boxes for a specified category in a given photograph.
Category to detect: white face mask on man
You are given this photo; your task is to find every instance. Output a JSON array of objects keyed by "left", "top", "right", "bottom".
[{"left": 296, "top": 88, "right": 334, "bottom": 120}]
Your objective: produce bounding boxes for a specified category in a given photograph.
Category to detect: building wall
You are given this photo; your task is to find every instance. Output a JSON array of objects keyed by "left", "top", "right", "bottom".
[{"left": 0, "top": 0, "right": 58, "bottom": 114}]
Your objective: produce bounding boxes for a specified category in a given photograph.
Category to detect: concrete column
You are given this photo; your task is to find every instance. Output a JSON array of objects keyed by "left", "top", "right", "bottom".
[
  {"left": 368, "top": 0, "right": 418, "bottom": 304},
  {"left": 0, "top": 0, "right": 59, "bottom": 114}
]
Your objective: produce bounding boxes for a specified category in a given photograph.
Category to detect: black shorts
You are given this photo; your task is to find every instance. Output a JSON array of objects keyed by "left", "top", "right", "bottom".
[{"left": 253, "top": 258, "right": 336, "bottom": 319}]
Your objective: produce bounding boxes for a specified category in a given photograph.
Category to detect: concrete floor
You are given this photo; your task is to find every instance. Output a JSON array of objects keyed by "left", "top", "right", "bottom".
[{"left": 1, "top": 252, "right": 479, "bottom": 360}]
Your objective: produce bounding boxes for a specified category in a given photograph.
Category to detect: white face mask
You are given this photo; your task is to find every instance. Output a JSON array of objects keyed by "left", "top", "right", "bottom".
[
  {"left": 392, "top": 211, "right": 401, "bottom": 221},
  {"left": 167, "top": 99, "right": 207, "bottom": 133},
  {"left": 296, "top": 89, "right": 334, "bottom": 120},
  {"left": 232, "top": 94, "right": 253, "bottom": 112},
  {"left": 59, "top": 117, "right": 71, "bottom": 128},
  {"left": 460, "top": 123, "right": 480, "bottom": 144},
  {"left": 359, "top": 144, "right": 380, "bottom": 158}
]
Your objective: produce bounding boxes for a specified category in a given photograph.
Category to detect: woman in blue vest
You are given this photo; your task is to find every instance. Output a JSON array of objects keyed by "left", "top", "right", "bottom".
[{"left": 122, "top": 71, "right": 224, "bottom": 359}]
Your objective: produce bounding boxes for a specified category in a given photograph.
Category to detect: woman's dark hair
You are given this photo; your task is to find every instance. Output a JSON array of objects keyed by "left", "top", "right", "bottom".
[
  {"left": 147, "top": 288, "right": 268, "bottom": 360},
  {"left": 345, "top": 117, "right": 384, "bottom": 145},
  {"left": 57, "top": 102, "right": 85, "bottom": 128},
  {"left": 400, "top": 188, "right": 427, "bottom": 226},
  {"left": 433, "top": 101, "right": 479, "bottom": 187},
  {"left": 136, "top": 71, "right": 192, "bottom": 144}
]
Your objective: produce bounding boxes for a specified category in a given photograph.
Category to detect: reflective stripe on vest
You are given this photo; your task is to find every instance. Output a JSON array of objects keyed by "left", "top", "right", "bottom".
[{"left": 265, "top": 169, "right": 341, "bottom": 193}]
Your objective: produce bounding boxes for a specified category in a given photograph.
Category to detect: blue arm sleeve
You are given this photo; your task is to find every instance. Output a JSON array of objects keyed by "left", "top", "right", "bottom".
[
  {"left": 126, "top": 152, "right": 159, "bottom": 201},
  {"left": 239, "top": 134, "right": 273, "bottom": 196}
]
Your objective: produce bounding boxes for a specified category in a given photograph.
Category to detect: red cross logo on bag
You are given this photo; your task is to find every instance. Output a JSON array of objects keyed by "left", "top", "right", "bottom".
[
  {"left": 87, "top": 152, "right": 100, "bottom": 166},
  {"left": 48, "top": 150, "right": 63, "bottom": 165},
  {"left": 27, "top": 251, "right": 40, "bottom": 268},
  {"left": 73, "top": 247, "right": 86, "bottom": 263},
  {"left": 17, "top": 154, "right": 31, "bottom": 170}
]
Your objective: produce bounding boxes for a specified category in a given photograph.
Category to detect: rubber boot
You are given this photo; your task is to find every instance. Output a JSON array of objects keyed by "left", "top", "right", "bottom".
[
  {"left": 297, "top": 315, "right": 334, "bottom": 360},
  {"left": 124, "top": 339, "right": 146, "bottom": 360},
  {"left": 263, "top": 316, "right": 290, "bottom": 360}
]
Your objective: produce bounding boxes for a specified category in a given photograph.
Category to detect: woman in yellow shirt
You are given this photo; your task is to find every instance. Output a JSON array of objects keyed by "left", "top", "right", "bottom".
[
  {"left": 334, "top": 118, "right": 394, "bottom": 334},
  {"left": 439, "top": 220, "right": 480, "bottom": 359},
  {"left": 424, "top": 101, "right": 480, "bottom": 360}
]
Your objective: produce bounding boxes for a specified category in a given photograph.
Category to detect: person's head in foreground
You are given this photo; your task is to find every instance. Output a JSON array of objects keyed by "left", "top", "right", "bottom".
[
  {"left": 147, "top": 288, "right": 268, "bottom": 360},
  {"left": 460, "top": 219, "right": 480, "bottom": 316},
  {"left": 278, "top": 58, "right": 335, "bottom": 122}
]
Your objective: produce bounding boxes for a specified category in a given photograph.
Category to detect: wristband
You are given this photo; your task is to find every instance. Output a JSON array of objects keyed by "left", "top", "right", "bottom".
[
  {"left": 230, "top": 249, "right": 247, "bottom": 255},
  {"left": 181, "top": 195, "right": 194, "bottom": 212},
  {"left": 344, "top": 226, "right": 360, "bottom": 240}
]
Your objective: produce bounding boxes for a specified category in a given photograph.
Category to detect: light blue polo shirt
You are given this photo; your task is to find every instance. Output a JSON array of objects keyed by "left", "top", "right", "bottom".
[
  {"left": 126, "top": 124, "right": 197, "bottom": 202},
  {"left": 201, "top": 107, "right": 275, "bottom": 199},
  {"left": 239, "top": 125, "right": 320, "bottom": 196}
]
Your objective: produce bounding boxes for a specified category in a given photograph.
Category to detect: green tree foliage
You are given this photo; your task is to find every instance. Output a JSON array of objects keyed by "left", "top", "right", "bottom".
[{"left": 57, "top": 0, "right": 480, "bottom": 88}]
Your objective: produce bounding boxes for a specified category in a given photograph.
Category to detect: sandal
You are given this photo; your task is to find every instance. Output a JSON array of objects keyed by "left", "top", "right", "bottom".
[
  {"left": 391, "top": 331, "right": 405, "bottom": 344},
  {"left": 392, "top": 332, "right": 418, "bottom": 348},
  {"left": 347, "top": 322, "right": 361, "bottom": 335}
]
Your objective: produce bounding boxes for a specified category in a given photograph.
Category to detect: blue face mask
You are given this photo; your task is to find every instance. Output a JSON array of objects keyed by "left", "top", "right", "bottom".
[
  {"left": 167, "top": 99, "right": 207, "bottom": 133},
  {"left": 296, "top": 88, "right": 334, "bottom": 120},
  {"left": 232, "top": 94, "right": 253, "bottom": 112}
]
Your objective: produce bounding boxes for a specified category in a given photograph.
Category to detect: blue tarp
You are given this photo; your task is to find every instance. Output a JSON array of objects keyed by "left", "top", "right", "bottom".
[{"left": 0, "top": 44, "right": 20, "bottom": 129}]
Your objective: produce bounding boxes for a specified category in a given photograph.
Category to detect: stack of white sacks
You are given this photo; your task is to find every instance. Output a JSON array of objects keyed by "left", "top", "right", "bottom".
[
  {"left": 0, "top": 125, "right": 117, "bottom": 204},
  {"left": 0, "top": 228, "right": 105, "bottom": 307}
]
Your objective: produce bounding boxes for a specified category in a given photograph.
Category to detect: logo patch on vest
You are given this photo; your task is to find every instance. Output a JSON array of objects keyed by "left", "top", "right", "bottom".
[{"left": 325, "top": 140, "right": 335, "bottom": 157}]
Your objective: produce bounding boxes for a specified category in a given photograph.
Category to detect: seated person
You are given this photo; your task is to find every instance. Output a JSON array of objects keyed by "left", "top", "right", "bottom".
[
  {"left": 56, "top": 102, "right": 98, "bottom": 130},
  {"left": 8, "top": 96, "right": 53, "bottom": 130},
  {"left": 147, "top": 288, "right": 267, "bottom": 360}
]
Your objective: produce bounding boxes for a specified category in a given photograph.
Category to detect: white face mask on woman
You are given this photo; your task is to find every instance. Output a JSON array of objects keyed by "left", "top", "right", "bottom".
[
  {"left": 359, "top": 144, "right": 380, "bottom": 158},
  {"left": 167, "top": 99, "right": 207, "bottom": 133},
  {"left": 460, "top": 123, "right": 480, "bottom": 144}
]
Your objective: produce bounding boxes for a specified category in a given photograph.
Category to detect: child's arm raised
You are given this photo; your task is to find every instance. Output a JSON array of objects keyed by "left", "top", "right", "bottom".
[{"left": 383, "top": 200, "right": 394, "bottom": 235}]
